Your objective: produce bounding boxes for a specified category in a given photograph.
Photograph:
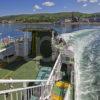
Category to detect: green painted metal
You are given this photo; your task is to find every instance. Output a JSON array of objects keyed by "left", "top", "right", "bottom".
[
  {"left": 30, "top": 96, "right": 38, "bottom": 100},
  {"left": 52, "top": 85, "right": 64, "bottom": 96},
  {"left": 35, "top": 67, "right": 52, "bottom": 84}
]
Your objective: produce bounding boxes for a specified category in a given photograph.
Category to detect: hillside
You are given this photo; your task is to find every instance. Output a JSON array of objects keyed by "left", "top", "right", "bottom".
[{"left": 0, "top": 12, "right": 100, "bottom": 23}]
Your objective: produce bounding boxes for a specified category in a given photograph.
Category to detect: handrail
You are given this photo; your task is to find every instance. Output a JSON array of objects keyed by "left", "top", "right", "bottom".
[
  {"left": 47, "top": 53, "right": 61, "bottom": 85},
  {"left": 0, "top": 79, "right": 47, "bottom": 83},
  {"left": 39, "top": 53, "right": 62, "bottom": 99},
  {"left": 0, "top": 85, "right": 46, "bottom": 94},
  {"left": 0, "top": 54, "right": 62, "bottom": 100}
]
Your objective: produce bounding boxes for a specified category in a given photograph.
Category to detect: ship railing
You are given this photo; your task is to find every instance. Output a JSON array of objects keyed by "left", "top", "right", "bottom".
[
  {"left": 40, "top": 53, "right": 62, "bottom": 99},
  {"left": 0, "top": 53, "right": 62, "bottom": 100},
  {"left": 0, "top": 80, "right": 51, "bottom": 100},
  {"left": 47, "top": 53, "right": 61, "bottom": 85}
]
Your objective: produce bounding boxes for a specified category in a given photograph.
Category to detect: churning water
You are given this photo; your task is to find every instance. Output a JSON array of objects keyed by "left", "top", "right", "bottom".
[{"left": 61, "top": 29, "right": 100, "bottom": 100}]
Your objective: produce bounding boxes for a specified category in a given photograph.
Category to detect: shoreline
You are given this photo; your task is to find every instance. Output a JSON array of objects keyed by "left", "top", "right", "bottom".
[
  {"left": 58, "top": 22, "right": 100, "bottom": 25},
  {"left": 0, "top": 22, "right": 53, "bottom": 25},
  {"left": 0, "top": 22, "right": 100, "bottom": 25}
]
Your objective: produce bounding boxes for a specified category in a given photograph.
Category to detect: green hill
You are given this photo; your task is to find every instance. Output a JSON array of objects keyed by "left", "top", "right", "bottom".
[{"left": 0, "top": 12, "right": 100, "bottom": 23}]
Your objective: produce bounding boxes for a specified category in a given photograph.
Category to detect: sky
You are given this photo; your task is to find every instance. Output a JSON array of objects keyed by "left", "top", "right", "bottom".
[{"left": 0, "top": 0, "right": 100, "bottom": 16}]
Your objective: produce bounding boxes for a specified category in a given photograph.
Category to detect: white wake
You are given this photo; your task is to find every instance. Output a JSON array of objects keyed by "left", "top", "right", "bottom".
[{"left": 61, "top": 29, "right": 100, "bottom": 100}]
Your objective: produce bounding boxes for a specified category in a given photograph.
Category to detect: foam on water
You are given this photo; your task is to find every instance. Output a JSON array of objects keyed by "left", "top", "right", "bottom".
[{"left": 61, "top": 29, "right": 100, "bottom": 100}]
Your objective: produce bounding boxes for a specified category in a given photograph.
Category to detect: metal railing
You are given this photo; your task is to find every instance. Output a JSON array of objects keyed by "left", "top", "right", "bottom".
[
  {"left": 47, "top": 53, "right": 61, "bottom": 85},
  {"left": 41, "top": 53, "right": 62, "bottom": 100},
  {"left": 0, "top": 80, "right": 48, "bottom": 100},
  {"left": 0, "top": 53, "right": 62, "bottom": 100}
]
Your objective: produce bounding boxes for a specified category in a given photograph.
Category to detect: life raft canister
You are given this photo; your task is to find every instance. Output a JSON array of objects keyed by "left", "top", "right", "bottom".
[
  {"left": 51, "top": 81, "right": 71, "bottom": 100},
  {"left": 51, "top": 93, "right": 63, "bottom": 100},
  {"left": 56, "top": 81, "right": 70, "bottom": 89}
]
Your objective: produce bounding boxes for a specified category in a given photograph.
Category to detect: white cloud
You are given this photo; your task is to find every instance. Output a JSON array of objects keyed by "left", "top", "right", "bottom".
[
  {"left": 64, "top": 6, "right": 67, "bottom": 9},
  {"left": 77, "top": 0, "right": 87, "bottom": 2},
  {"left": 33, "top": 5, "right": 42, "bottom": 11},
  {"left": 89, "top": 0, "right": 98, "bottom": 3},
  {"left": 77, "top": 0, "right": 98, "bottom": 3},
  {"left": 42, "top": 1, "right": 55, "bottom": 7},
  {"left": 83, "top": 3, "right": 88, "bottom": 6}
]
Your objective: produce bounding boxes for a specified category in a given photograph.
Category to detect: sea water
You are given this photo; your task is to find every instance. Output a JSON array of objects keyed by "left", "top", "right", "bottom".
[
  {"left": 61, "top": 29, "right": 100, "bottom": 100},
  {"left": 0, "top": 23, "right": 99, "bottom": 39}
]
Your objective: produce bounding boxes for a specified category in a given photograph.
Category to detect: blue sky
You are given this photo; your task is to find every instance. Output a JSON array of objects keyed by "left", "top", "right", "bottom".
[{"left": 0, "top": 0, "right": 100, "bottom": 16}]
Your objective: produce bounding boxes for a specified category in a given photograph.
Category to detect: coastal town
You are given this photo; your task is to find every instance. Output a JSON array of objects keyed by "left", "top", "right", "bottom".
[
  {"left": 0, "top": 12, "right": 100, "bottom": 24},
  {"left": 0, "top": 0, "right": 100, "bottom": 100}
]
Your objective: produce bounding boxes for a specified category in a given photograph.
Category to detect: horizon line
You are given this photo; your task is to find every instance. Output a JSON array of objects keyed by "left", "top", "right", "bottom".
[{"left": 0, "top": 11, "right": 100, "bottom": 17}]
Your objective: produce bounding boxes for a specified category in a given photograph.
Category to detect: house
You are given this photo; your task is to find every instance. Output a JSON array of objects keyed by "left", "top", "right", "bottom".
[
  {"left": 89, "top": 18, "right": 100, "bottom": 22},
  {"left": 80, "top": 18, "right": 89, "bottom": 22},
  {"left": 57, "top": 18, "right": 71, "bottom": 24}
]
